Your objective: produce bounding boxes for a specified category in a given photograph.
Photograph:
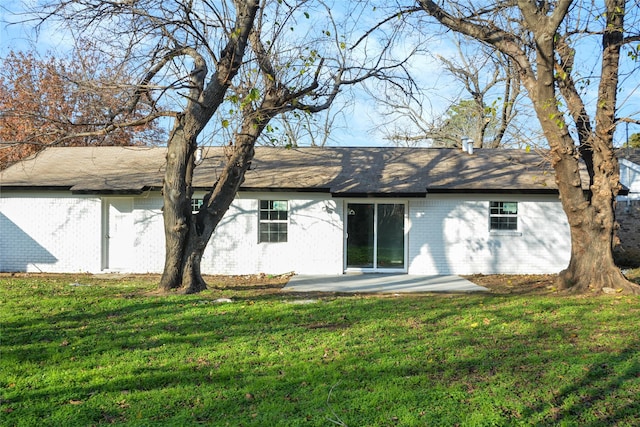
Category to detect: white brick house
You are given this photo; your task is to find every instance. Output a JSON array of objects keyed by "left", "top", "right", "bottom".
[{"left": 1, "top": 146, "right": 575, "bottom": 276}]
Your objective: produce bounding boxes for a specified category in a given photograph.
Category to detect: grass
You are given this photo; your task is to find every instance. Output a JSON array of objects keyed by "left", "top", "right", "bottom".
[{"left": 1, "top": 273, "right": 639, "bottom": 426}]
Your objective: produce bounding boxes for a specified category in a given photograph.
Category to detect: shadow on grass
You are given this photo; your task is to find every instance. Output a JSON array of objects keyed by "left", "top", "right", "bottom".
[
  {"left": 520, "top": 343, "right": 640, "bottom": 424},
  {"left": 2, "top": 278, "right": 639, "bottom": 425}
]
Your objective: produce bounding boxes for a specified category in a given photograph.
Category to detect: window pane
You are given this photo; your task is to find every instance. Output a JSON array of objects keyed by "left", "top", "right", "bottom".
[
  {"left": 273, "top": 201, "right": 288, "bottom": 211},
  {"left": 490, "top": 202, "right": 500, "bottom": 215},
  {"left": 376, "top": 204, "right": 405, "bottom": 268},
  {"left": 259, "top": 200, "right": 288, "bottom": 243},
  {"left": 490, "top": 216, "right": 517, "bottom": 230},
  {"left": 490, "top": 201, "right": 518, "bottom": 231},
  {"left": 346, "top": 203, "right": 375, "bottom": 268},
  {"left": 191, "top": 198, "right": 203, "bottom": 213},
  {"left": 502, "top": 202, "right": 517, "bottom": 214},
  {"left": 276, "top": 223, "right": 287, "bottom": 242}
]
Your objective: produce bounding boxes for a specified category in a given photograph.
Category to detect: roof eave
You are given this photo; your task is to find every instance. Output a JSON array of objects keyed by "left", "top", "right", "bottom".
[
  {"left": 71, "top": 189, "right": 147, "bottom": 195},
  {"left": 236, "top": 186, "right": 332, "bottom": 193},
  {"left": 331, "top": 192, "right": 428, "bottom": 198},
  {"left": 425, "top": 188, "right": 560, "bottom": 195},
  {"left": 0, "top": 185, "right": 72, "bottom": 192}
]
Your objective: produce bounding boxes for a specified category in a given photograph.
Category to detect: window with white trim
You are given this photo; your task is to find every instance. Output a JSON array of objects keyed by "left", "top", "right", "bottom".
[
  {"left": 489, "top": 201, "right": 518, "bottom": 231},
  {"left": 191, "top": 198, "right": 204, "bottom": 214},
  {"left": 259, "top": 200, "right": 288, "bottom": 243}
]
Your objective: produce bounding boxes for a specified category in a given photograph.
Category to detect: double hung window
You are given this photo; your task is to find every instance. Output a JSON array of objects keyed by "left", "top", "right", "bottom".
[
  {"left": 259, "top": 200, "right": 288, "bottom": 242},
  {"left": 489, "top": 201, "right": 518, "bottom": 231}
]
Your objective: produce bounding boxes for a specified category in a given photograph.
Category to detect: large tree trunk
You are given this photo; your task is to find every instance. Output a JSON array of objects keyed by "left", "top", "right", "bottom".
[
  {"left": 179, "top": 228, "right": 208, "bottom": 294},
  {"left": 544, "top": 129, "right": 635, "bottom": 293},
  {"left": 157, "top": 1, "right": 259, "bottom": 292},
  {"left": 557, "top": 0, "right": 639, "bottom": 294},
  {"left": 554, "top": 143, "right": 636, "bottom": 293},
  {"left": 177, "top": 99, "right": 280, "bottom": 291},
  {"left": 161, "top": 95, "right": 279, "bottom": 293},
  {"left": 159, "top": 120, "right": 197, "bottom": 291},
  {"left": 558, "top": 203, "right": 637, "bottom": 293},
  {"left": 417, "top": 0, "right": 640, "bottom": 294},
  {"left": 543, "top": 135, "right": 632, "bottom": 293},
  {"left": 534, "top": 1, "right": 639, "bottom": 294}
]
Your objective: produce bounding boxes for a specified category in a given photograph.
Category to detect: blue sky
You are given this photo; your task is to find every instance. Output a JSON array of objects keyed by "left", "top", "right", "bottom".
[
  {"left": 1, "top": 1, "right": 72, "bottom": 53},
  {"left": 1, "top": 1, "right": 638, "bottom": 148}
]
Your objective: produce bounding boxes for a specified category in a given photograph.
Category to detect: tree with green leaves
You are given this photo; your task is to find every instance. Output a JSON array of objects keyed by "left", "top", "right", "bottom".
[{"left": 435, "top": 99, "right": 502, "bottom": 148}]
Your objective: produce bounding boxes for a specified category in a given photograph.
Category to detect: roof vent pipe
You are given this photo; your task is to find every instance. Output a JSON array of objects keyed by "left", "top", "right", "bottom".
[
  {"left": 195, "top": 146, "right": 204, "bottom": 165},
  {"left": 461, "top": 137, "right": 474, "bottom": 154}
]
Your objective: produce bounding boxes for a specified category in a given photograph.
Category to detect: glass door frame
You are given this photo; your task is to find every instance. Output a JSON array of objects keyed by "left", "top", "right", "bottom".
[{"left": 343, "top": 199, "right": 409, "bottom": 273}]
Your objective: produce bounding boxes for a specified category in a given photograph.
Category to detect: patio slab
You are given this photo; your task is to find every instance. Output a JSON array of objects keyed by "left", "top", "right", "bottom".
[{"left": 284, "top": 273, "right": 488, "bottom": 293}]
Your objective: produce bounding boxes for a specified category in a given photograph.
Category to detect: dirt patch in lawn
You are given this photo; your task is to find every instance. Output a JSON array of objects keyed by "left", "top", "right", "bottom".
[
  {"left": 463, "top": 274, "right": 557, "bottom": 295},
  {"left": 468, "top": 268, "right": 640, "bottom": 295},
  {"left": 4, "top": 270, "right": 639, "bottom": 297},
  {"left": 211, "top": 273, "right": 632, "bottom": 297}
]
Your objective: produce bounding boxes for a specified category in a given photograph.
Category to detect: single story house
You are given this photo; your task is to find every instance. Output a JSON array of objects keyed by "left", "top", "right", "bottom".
[
  {"left": 1, "top": 146, "right": 579, "bottom": 276},
  {"left": 619, "top": 148, "right": 640, "bottom": 204}
]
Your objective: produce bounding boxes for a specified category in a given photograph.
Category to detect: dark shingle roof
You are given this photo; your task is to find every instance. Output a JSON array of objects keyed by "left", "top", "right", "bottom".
[{"left": 0, "top": 146, "right": 571, "bottom": 195}]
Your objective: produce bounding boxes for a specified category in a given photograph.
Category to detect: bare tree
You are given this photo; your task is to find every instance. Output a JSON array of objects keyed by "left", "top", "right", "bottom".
[
  {"left": 28, "top": 0, "right": 408, "bottom": 292},
  {"left": 265, "top": 102, "right": 349, "bottom": 147},
  {"left": 375, "top": 33, "right": 526, "bottom": 148},
  {"left": 413, "top": 0, "right": 640, "bottom": 294}
]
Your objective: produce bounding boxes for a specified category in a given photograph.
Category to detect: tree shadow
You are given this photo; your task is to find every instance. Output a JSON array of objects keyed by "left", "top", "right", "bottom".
[
  {"left": 518, "top": 342, "right": 640, "bottom": 424},
  {"left": 2, "top": 286, "right": 638, "bottom": 425}
]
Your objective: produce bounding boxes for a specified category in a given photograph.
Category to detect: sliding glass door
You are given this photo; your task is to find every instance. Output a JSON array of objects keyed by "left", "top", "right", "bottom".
[{"left": 346, "top": 202, "right": 405, "bottom": 271}]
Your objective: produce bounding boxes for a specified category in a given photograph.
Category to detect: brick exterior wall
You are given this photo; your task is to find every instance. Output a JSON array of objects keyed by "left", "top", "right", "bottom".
[
  {"left": 200, "top": 193, "right": 344, "bottom": 275},
  {"left": 408, "top": 195, "right": 570, "bottom": 275},
  {"left": 0, "top": 191, "right": 571, "bottom": 275},
  {"left": 0, "top": 193, "right": 102, "bottom": 273}
]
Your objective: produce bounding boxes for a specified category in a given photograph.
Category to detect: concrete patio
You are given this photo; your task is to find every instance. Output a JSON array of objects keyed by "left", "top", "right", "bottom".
[{"left": 284, "top": 273, "right": 488, "bottom": 293}]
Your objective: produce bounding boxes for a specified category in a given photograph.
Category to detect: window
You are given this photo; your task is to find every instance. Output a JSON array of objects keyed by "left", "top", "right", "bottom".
[
  {"left": 191, "top": 198, "right": 204, "bottom": 214},
  {"left": 259, "top": 200, "right": 288, "bottom": 242},
  {"left": 490, "top": 201, "right": 518, "bottom": 231}
]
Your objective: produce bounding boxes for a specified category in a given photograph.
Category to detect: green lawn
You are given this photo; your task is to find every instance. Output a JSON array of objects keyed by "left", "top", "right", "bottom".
[{"left": 1, "top": 274, "right": 639, "bottom": 426}]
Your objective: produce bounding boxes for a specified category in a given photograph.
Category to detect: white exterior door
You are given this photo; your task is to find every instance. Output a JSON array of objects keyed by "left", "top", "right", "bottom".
[{"left": 103, "top": 198, "right": 134, "bottom": 271}]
